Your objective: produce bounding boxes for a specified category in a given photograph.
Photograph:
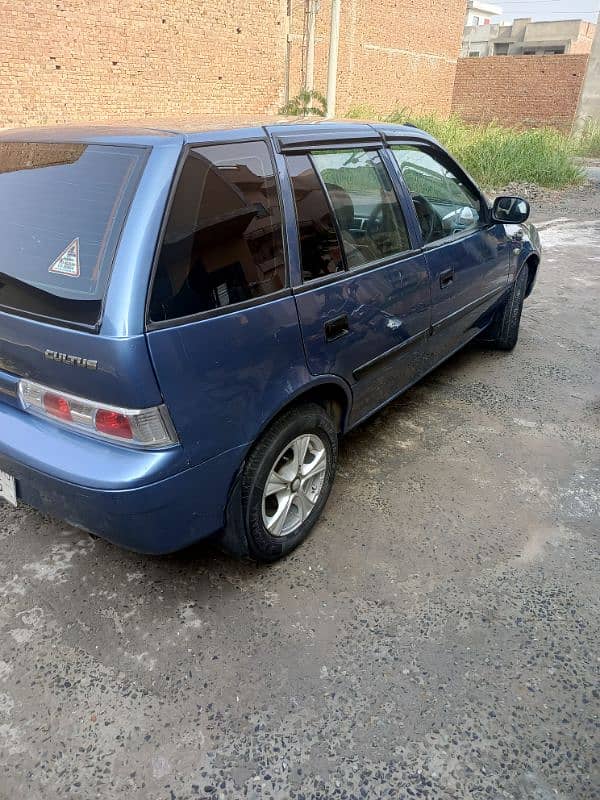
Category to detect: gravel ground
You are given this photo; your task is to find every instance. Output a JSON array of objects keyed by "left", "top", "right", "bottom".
[{"left": 0, "top": 181, "right": 599, "bottom": 800}]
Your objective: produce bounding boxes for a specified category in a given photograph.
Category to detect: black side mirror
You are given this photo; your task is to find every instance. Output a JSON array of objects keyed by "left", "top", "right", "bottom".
[{"left": 491, "top": 196, "right": 530, "bottom": 224}]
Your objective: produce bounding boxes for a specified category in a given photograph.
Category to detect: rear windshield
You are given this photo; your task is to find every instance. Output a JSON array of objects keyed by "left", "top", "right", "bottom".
[{"left": 0, "top": 142, "right": 148, "bottom": 328}]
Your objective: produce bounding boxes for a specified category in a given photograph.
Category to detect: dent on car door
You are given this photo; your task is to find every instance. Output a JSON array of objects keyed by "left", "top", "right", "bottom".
[
  {"left": 286, "top": 147, "right": 431, "bottom": 423},
  {"left": 389, "top": 144, "right": 510, "bottom": 350}
]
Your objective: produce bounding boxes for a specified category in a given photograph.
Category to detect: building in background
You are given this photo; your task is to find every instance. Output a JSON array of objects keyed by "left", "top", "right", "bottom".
[
  {"left": 462, "top": 17, "right": 596, "bottom": 58},
  {"left": 464, "top": 0, "right": 502, "bottom": 28}
]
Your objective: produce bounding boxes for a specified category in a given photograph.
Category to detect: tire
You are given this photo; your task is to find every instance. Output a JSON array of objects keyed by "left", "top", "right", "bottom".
[
  {"left": 485, "top": 265, "right": 529, "bottom": 351},
  {"left": 240, "top": 403, "right": 338, "bottom": 562}
]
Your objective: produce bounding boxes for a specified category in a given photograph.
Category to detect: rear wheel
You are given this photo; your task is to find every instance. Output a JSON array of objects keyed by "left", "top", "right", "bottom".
[
  {"left": 241, "top": 403, "right": 338, "bottom": 562},
  {"left": 485, "top": 265, "right": 529, "bottom": 351}
]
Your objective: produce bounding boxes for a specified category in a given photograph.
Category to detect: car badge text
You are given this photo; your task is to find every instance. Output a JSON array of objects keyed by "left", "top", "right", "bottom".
[{"left": 44, "top": 350, "right": 98, "bottom": 370}]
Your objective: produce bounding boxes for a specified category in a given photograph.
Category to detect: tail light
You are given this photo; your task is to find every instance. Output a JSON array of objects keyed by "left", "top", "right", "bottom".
[{"left": 18, "top": 379, "right": 178, "bottom": 449}]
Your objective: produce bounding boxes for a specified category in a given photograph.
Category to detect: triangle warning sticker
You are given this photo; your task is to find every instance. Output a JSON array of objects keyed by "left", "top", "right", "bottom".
[{"left": 49, "top": 238, "right": 81, "bottom": 278}]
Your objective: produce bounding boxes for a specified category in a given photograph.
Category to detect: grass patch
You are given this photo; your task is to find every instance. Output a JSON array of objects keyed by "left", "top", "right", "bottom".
[
  {"left": 576, "top": 119, "right": 600, "bottom": 158},
  {"left": 347, "top": 107, "right": 584, "bottom": 189}
]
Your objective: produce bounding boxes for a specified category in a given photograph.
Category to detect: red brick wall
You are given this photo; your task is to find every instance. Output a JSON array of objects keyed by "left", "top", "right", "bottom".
[
  {"left": 451, "top": 54, "right": 589, "bottom": 130},
  {"left": 0, "top": 0, "right": 289, "bottom": 128},
  {"left": 289, "top": 0, "right": 465, "bottom": 116},
  {"left": 0, "top": 0, "right": 466, "bottom": 129}
]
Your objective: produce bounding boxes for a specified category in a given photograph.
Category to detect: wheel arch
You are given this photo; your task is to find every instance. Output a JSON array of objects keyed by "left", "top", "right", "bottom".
[
  {"left": 265, "top": 376, "right": 353, "bottom": 437},
  {"left": 219, "top": 376, "right": 352, "bottom": 559},
  {"left": 523, "top": 252, "right": 539, "bottom": 298}
]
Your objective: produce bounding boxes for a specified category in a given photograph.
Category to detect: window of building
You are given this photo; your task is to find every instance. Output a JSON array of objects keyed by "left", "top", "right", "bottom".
[
  {"left": 310, "top": 149, "right": 411, "bottom": 269},
  {"left": 472, "top": 14, "right": 480, "bottom": 24},
  {"left": 391, "top": 146, "right": 481, "bottom": 245},
  {"left": 149, "top": 141, "right": 285, "bottom": 322},
  {"left": 494, "top": 42, "right": 509, "bottom": 55},
  {"left": 523, "top": 49, "right": 536, "bottom": 55},
  {"left": 286, "top": 154, "right": 344, "bottom": 282},
  {"left": 468, "top": 51, "right": 481, "bottom": 57}
]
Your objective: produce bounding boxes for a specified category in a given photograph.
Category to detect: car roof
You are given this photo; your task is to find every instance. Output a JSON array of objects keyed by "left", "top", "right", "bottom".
[{"left": 0, "top": 116, "right": 433, "bottom": 147}]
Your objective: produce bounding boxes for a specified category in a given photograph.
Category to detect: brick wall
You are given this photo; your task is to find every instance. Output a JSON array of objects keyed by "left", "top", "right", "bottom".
[
  {"left": 451, "top": 54, "right": 589, "bottom": 130},
  {"left": 0, "top": 0, "right": 289, "bottom": 128},
  {"left": 0, "top": 0, "right": 466, "bottom": 129},
  {"left": 289, "top": 0, "right": 465, "bottom": 115}
]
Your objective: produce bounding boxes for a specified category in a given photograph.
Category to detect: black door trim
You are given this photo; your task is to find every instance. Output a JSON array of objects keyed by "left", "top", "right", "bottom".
[
  {"left": 432, "top": 285, "right": 508, "bottom": 334},
  {"left": 353, "top": 327, "right": 430, "bottom": 381},
  {"left": 274, "top": 131, "right": 382, "bottom": 154}
]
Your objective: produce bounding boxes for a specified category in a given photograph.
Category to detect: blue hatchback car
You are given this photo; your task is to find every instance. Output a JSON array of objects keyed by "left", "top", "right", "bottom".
[{"left": 0, "top": 118, "right": 540, "bottom": 561}]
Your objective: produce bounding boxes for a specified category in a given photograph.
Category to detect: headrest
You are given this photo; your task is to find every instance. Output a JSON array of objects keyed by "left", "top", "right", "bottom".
[{"left": 325, "top": 183, "right": 355, "bottom": 230}]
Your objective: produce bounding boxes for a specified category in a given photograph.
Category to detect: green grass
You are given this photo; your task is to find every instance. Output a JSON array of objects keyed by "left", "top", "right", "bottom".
[
  {"left": 576, "top": 119, "right": 600, "bottom": 158},
  {"left": 346, "top": 107, "right": 585, "bottom": 189}
]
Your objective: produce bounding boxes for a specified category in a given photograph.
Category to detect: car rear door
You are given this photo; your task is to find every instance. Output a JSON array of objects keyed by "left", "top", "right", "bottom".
[
  {"left": 144, "top": 137, "right": 311, "bottom": 468},
  {"left": 279, "top": 133, "right": 432, "bottom": 426},
  {"left": 386, "top": 138, "right": 511, "bottom": 357}
]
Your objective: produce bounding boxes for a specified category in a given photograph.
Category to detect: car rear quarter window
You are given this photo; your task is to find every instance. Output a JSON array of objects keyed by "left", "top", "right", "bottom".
[
  {"left": 0, "top": 142, "right": 148, "bottom": 328},
  {"left": 310, "top": 148, "right": 411, "bottom": 269},
  {"left": 149, "top": 141, "right": 285, "bottom": 323},
  {"left": 286, "top": 154, "right": 344, "bottom": 282}
]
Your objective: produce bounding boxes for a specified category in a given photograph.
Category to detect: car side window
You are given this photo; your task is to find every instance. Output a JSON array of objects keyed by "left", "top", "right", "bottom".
[
  {"left": 149, "top": 141, "right": 285, "bottom": 323},
  {"left": 286, "top": 154, "right": 344, "bottom": 281},
  {"left": 310, "top": 148, "right": 411, "bottom": 269},
  {"left": 391, "top": 145, "right": 481, "bottom": 245}
]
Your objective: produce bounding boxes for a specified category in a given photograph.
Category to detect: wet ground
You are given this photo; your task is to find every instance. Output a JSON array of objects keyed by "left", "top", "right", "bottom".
[{"left": 0, "top": 184, "right": 599, "bottom": 799}]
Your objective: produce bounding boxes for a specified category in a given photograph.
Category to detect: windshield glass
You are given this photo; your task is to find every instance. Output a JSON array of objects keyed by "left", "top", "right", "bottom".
[{"left": 0, "top": 142, "right": 148, "bottom": 328}]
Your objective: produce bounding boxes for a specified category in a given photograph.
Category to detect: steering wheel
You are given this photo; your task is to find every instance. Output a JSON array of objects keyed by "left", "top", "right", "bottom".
[{"left": 411, "top": 194, "right": 441, "bottom": 244}]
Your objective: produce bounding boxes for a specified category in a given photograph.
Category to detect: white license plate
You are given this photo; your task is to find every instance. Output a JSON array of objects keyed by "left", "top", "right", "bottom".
[{"left": 0, "top": 469, "right": 17, "bottom": 507}]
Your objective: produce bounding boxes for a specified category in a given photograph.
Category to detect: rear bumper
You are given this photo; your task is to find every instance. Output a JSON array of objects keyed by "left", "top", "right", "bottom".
[{"left": 0, "top": 403, "right": 246, "bottom": 554}]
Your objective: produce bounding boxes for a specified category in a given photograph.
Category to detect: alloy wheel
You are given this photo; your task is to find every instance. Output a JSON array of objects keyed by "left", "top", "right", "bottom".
[{"left": 261, "top": 434, "right": 328, "bottom": 537}]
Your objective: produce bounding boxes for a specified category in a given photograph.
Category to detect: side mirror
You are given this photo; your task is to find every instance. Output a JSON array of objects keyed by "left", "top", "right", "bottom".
[{"left": 491, "top": 196, "right": 530, "bottom": 224}]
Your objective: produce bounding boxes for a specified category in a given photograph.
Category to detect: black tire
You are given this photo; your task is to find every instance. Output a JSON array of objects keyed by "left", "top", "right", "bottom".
[
  {"left": 485, "top": 265, "right": 529, "bottom": 351},
  {"left": 241, "top": 403, "right": 338, "bottom": 562}
]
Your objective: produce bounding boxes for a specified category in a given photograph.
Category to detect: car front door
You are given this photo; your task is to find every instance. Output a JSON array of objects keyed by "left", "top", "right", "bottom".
[
  {"left": 283, "top": 144, "right": 432, "bottom": 426},
  {"left": 388, "top": 142, "right": 511, "bottom": 357}
]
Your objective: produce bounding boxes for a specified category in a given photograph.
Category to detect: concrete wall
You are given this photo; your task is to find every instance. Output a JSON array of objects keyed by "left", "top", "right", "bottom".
[
  {"left": 0, "top": 0, "right": 467, "bottom": 129},
  {"left": 451, "top": 54, "right": 589, "bottom": 130},
  {"left": 462, "top": 19, "right": 596, "bottom": 58},
  {"left": 521, "top": 19, "right": 595, "bottom": 51},
  {"left": 576, "top": 23, "right": 600, "bottom": 127}
]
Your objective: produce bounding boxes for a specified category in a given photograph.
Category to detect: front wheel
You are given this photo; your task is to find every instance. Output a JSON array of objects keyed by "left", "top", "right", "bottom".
[
  {"left": 241, "top": 403, "right": 338, "bottom": 562},
  {"left": 485, "top": 265, "right": 529, "bottom": 351}
]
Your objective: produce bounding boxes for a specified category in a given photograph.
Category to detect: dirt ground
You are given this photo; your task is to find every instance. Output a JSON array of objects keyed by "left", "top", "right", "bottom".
[{"left": 0, "top": 179, "right": 598, "bottom": 800}]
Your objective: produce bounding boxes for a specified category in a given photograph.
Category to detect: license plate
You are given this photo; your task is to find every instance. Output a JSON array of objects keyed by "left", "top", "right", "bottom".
[{"left": 0, "top": 469, "right": 17, "bottom": 507}]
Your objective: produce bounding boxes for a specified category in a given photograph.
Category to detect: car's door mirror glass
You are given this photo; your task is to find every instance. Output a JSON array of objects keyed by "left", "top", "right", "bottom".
[{"left": 492, "top": 196, "right": 530, "bottom": 224}]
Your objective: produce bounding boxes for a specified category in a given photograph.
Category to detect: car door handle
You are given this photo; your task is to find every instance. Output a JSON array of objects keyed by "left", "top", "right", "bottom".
[
  {"left": 324, "top": 314, "right": 349, "bottom": 342},
  {"left": 439, "top": 267, "right": 454, "bottom": 289}
]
